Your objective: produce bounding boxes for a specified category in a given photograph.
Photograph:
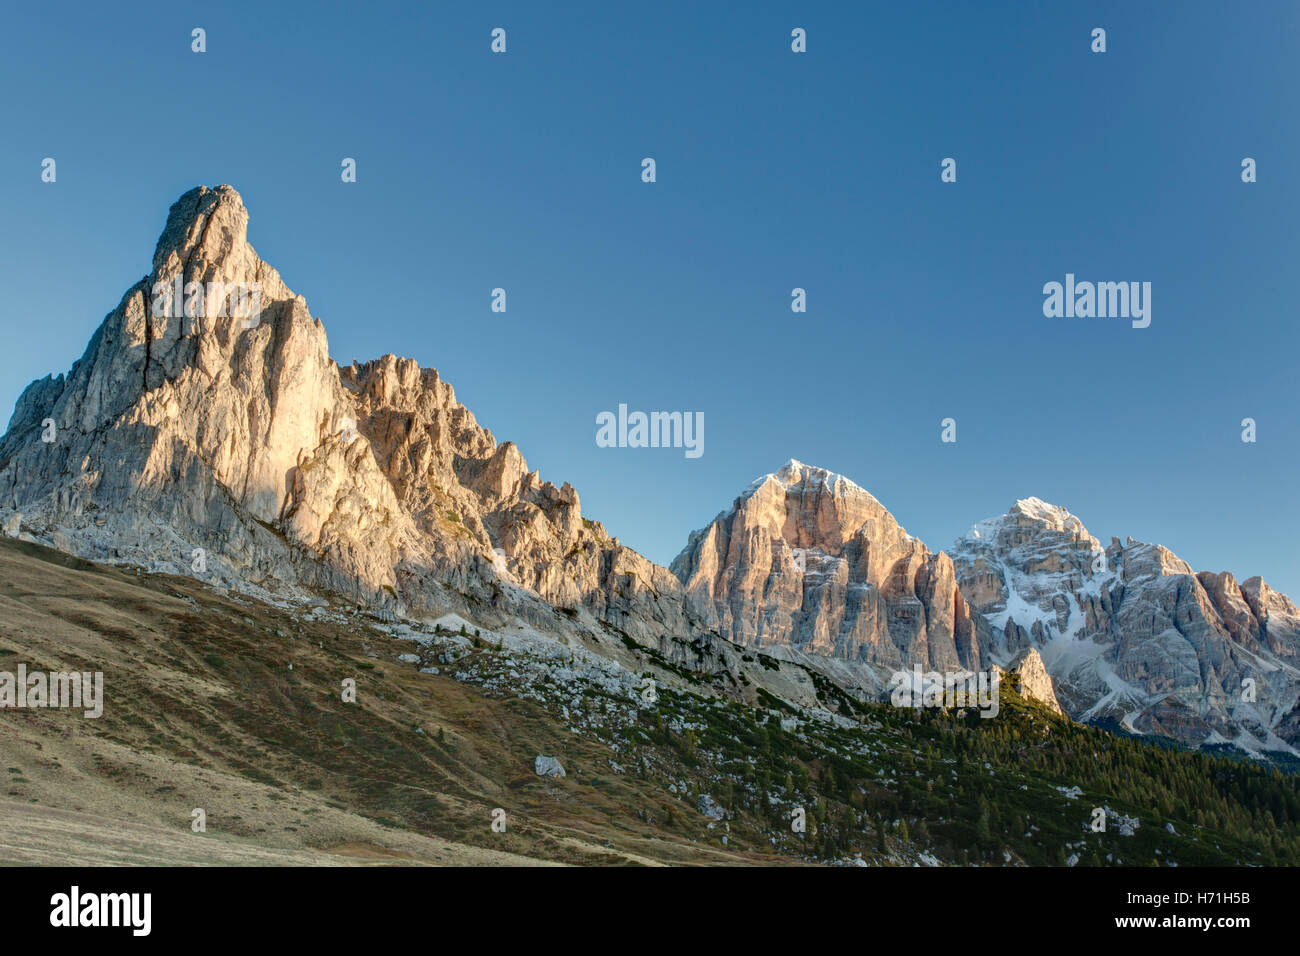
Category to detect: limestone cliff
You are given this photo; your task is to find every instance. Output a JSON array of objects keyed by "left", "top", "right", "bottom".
[
  {"left": 671, "top": 460, "right": 987, "bottom": 671},
  {"left": 0, "top": 186, "right": 692, "bottom": 653}
]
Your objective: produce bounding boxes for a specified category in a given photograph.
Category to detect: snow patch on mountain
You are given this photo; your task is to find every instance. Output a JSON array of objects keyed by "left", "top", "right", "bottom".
[{"left": 951, "top": 498, "right": 1300, "bottom": 755}]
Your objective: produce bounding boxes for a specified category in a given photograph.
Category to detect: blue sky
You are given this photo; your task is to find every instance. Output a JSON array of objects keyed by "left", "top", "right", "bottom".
[{"left": 1, "top": 1, "right": 1297, "bottom": 593}]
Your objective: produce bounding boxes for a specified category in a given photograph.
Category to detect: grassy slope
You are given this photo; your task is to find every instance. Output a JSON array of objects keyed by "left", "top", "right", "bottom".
[{"left": 1, "top": 536, "right": 1296, "bottom": 867}]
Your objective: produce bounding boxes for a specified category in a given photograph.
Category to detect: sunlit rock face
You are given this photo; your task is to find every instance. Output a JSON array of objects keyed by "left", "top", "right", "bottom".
[
  {"left": 0, "top": 186, "right": 696, "bottom": 649},
  {"left": 993, "top": 647, "right": 1063, "bottom": 714},
  {"left": 671, "top": 460, "right": 986, "bottom": 672}
]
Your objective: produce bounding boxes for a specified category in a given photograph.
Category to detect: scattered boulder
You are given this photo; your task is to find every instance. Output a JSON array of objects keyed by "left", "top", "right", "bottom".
[
  {"left": 534, "top": 755, "right": 565, "bottom": 777},
  {"left": 697, "top": 793, "right": 725, "bottom": 820}
]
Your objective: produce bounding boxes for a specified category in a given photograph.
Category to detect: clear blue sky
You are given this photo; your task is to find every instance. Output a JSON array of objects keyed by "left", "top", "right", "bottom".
[{"left": 1, "top": 1, "right": 1297, "bottom": 594}]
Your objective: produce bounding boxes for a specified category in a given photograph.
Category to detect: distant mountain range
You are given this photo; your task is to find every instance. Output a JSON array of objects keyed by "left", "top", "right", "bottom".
[
  {"left": 3, "top": 186, "right": 1297, "bottom": 759},
  {"left": 675, "top": 461, "right": 1300, "bottom": 753}
]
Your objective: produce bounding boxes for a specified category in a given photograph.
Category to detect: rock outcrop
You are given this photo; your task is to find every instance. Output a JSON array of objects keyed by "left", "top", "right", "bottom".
[
  {"left": 993, "top": 647, "right": 1063, "bottom": 714},
  {"left": 534, "top": 755, "right": 565, "bottom": 778}
]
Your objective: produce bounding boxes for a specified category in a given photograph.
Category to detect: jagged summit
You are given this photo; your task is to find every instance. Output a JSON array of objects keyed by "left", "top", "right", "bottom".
[
  {"left": 1009, "top": 496, "right": 1086, "bottom": 529},
  {"left": 742, "top": 459, "right": 864, "bottom": 496},
  {"left": 0, "top": 186, "right": 699, "bottom": 653},
  {"left": 767, "top": 459, "right": 865, "bottom": 493},
  {"left": 962, "top": 497, "right": 1093, "bottom": 545},
  {"left": 694, "top": 461, "right": 898, "bottom": 551},
  {"left": 154, "top": 184, "right": 246, "bottom": 259},
  {"left": 672, "top": 459, "right": 982, "bottom": 669},
  {"left": 950, "top": 498, "right": 1300, "bottom": 753},
  {"left": 740, "top": 459, "right": 887, "bottom": 516}
]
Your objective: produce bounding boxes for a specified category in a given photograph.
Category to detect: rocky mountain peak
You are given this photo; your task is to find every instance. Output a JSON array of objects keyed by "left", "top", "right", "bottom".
[
  {"left": 0, "top": 186, "right": 699, "bottom": 654},
  {"left": 764, "top": 459, "right": 869, "bottom": 497},
  {"left": 152, "top": 184, "right": 246, "bottom": 267},
  {"left": 950, "top": 500, "right": 1300, "bottom": 754},
  {"left": 672, "top": 463, "right": 983, "bottom": 671},
  {"left": 964, "top": 497, "right": 1099, "bottom": 552},
  {"left": 1010, "top": 496, "right": 1088, "bottom": 532}
]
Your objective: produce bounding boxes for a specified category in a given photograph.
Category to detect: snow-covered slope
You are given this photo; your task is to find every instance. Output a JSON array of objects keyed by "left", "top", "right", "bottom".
[{"left": 951, "top": 500, "right": 1300, "bottom": 755}]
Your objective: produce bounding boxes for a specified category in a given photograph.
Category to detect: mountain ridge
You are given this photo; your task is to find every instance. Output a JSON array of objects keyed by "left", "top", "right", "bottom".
[
  {"left": 674, "top": 462, "right": 1300, "bottom": 754},
  {"left": 3, "top": 185, "right": 1296, "bottom": 761},
  {"left": 0, "top": 186, "right": 689, "bottom": 648},
  {"left": 0, "top": 185, "right": 836, "bottom": 721}
]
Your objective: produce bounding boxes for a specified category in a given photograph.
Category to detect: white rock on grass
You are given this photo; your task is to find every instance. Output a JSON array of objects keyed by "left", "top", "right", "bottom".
[
  {"left": 534, "top": 755, "right": 565, "bottom": 777},
  {"left": 697, "top": 794, "right": 725, "bottom": 820}
]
